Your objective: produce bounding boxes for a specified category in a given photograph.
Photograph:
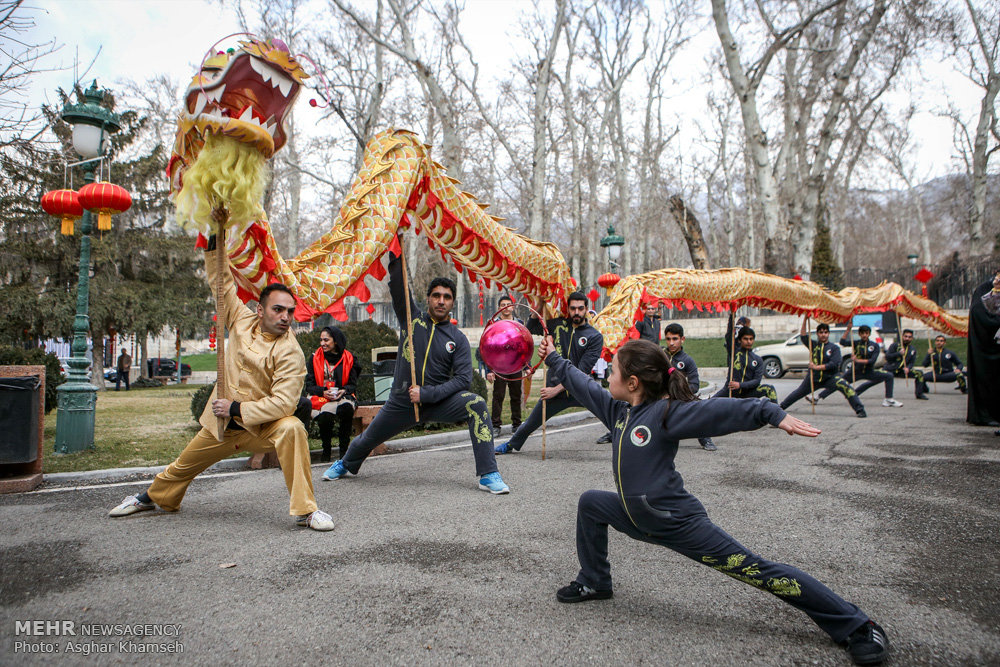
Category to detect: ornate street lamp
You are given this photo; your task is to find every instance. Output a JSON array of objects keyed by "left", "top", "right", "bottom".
[
  {"left": 54, "top": 80, "right": 121, "bottom": 454},
  {"left": 599, "top": 223, "right": 625, "bottom": 273},
  {"left": 907, "top": 253, "right": 919, "bottom": 267}
]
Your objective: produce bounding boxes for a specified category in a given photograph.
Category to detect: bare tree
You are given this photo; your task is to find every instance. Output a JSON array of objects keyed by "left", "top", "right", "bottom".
[
  {"left": 0, "top": 1, "right": 65, "bottom": 147},
  {"left": 711, "top": 0, "right": 845, "bottom": 275},
  {"left": 956, "top": 0, "right": 999, "bottom": 252},
  {"left": 874, "top": 108, "right": 932, "bottom": 263}
]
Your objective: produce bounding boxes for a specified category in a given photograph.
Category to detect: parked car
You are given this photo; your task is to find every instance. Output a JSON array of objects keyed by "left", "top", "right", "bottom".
[
  {"left": 755, "top": 327, "right": 895, "bottom": 379},
  {"left": 147, "top": 358, "right": 192, "bottom": 377}
]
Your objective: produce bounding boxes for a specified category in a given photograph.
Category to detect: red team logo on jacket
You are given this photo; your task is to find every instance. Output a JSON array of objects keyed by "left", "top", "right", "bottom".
[{"left": 630, "top": 425, "right": 651, "bottom": 447}]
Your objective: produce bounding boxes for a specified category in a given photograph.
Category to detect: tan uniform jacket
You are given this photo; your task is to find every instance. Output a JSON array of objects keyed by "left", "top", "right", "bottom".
[{"left": 199, "top": 250, "right": 306, "bottom": 439}]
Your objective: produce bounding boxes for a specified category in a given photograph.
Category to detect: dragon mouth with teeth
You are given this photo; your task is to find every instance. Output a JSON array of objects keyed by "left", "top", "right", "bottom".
[{"left": 168, "top": 38, "right": 307, "bottom": 192}]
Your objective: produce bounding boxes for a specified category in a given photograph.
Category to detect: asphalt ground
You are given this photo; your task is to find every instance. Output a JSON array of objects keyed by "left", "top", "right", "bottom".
[{"left": 1, "top": 375, "right": 998, "bottom": 666}]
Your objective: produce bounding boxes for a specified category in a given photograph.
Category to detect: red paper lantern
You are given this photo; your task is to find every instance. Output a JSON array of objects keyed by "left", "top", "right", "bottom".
[
  {"left": 597, "top": 273, "right": 621, "bottom": 290},
  {"left": 41, "top": 189, "right": 84, "bottom": 235},
  {"left": 78, "top": 182, "right": 132, "bottom": 231},
  {"left": 365, "top": 303, "right": 375, "bottom": 320},
  {"left": 587, "top": 288, "right": 600, "bottom": 304},
  {"left": 913, "top": 267, "right": 934, "bottom": 284}
]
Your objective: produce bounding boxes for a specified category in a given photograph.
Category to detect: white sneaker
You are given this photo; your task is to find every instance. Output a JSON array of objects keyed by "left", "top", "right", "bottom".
[
  {"left": 882, "top": 398, "right": 903, "bottom": 408},
  {"left": 109, "top": 494, "right": 155, "bottom": 517},
  {"left": 296, "top": 509, "right": 335, "bottom": 531}
]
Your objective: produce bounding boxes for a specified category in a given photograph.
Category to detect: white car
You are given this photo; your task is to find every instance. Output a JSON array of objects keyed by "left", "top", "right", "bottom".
[{"left": 755, "top": 328, "right": 895, "bottom": 379}]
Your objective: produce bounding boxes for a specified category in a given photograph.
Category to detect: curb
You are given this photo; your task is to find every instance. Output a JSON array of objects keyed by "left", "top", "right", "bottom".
[{"left": 42, "top": 409, "right": 600, "bottom": 486}]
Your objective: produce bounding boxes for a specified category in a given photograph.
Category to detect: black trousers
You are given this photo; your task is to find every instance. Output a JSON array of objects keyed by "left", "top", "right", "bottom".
[
  {"left": 491, "top": 377, "right": 522, "bottom": 429},
  {"left": 781, "top": 375, "right": 863, "bottom": 412},
  {"left": 316, "top": 403, "right": 355, "bottom": 459},
  {"left": 342, "top": 391, "right": 497, "bottom": 477},
  {"left": 889, "top": 367, "right": 928, "bottom": 397},
  {"left": 819, "top": 370, "right": 893, "bottom": 399},
  {"left": 573, "top": 489, "right": 869, "bottom": 642},
  {"left": 925, "top": 370, "right": 968, "bottom": 391},
  {"left": 712, "top": 384, "right": 777, "bottom": 402}
]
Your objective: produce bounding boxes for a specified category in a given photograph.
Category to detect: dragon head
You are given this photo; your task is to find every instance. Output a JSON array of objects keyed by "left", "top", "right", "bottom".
[{"left": 168, "top": 38, "right": 308, "bottom": 193}]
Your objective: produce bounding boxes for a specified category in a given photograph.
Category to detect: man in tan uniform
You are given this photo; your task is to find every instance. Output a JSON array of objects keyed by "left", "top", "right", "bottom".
[{"left": 109, "top": 241, "right": 333, "bottom": 531}]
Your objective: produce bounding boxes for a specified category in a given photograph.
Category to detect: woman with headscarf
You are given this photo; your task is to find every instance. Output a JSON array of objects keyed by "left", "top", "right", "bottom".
[
  {"left": 967, "top": 270, "right": 1000, "bottom": 431},
  {"left": 305, "top": 326, "right": 359, "bottom": 461}
]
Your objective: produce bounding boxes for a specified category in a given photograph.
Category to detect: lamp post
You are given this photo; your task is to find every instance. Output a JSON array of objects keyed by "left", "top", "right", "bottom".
[
  {"left": 599, "top": 223, "right": 625, "bottom": 273},
  {"left": 907, "top": 253, "right": 918, "bottom": 267},
  {"left": 55, "top": 80, "right": 121, "bottom": 454}
]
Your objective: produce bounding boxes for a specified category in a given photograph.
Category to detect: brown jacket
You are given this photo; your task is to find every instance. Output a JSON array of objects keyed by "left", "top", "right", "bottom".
[{"left": 199, "top": 250, "right": 306, "bottom": 440}]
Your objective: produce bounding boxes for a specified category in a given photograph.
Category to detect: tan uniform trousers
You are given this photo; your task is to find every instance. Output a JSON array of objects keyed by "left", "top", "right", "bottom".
[{"left": 147, "top": 416, "right": 317, "bottom": 516}]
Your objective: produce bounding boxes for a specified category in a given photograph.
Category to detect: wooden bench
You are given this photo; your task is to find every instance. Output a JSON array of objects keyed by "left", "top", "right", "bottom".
[{"left": 249, "top": 404, "right": 385, "bottom": 469}]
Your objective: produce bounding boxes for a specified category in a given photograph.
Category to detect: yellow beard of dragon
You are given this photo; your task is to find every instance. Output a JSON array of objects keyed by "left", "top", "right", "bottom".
[{"left": 169, "top": 38, "right": 967, "bottom": 358}]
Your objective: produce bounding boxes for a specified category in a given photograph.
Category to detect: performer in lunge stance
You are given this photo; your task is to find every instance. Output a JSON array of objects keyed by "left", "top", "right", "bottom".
[
  {"left": 663, "top": 323, "right": 718, "bottom": 450},
  {"left": 305, "top": 326, "right": 359, "bottom": 462},
  {"left": 781, "top": 319, "right": 867, "bottom": 418},
  {"left": 322, "top": 241, "right": 509, "bottom": 494},
  {"left": 922, "top": 335, "right": 968, "bottom": 394},
  {"left": 813, "top": 324, "right": 902, "bottom": 408},
  {"left": 540, "top": 337, "right": 889, "bottom": 666},
  {"left": 109, "top": 237, "right": 334, "bottom": 531},
  {"left": 494, "top": 292, "right": 603, "bottom": 455},
  {"left": 713, "top": 320, "right": 777, "bottom": 402},
  {"left": 883, "top": 329, "right": 929, "bottom": 400}
]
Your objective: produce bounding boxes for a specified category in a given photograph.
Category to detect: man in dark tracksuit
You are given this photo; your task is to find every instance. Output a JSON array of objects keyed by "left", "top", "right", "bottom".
[
  {"left": 495, "top": 291, "right": 603, "bottom": 454},
  {"left": 780, "top": 320, "right": 867, "bottom": 417},
  {"left": 883, "top": 329, "right": 929, "bottom": 399},
  {"left": 540, "top": 343, "right": 888, "bottom": 666},
  {"left": 713, "top": 323, "right": 777, "bottom": 402},
  {"left": 322, "top": 244, "right": 509, "bottom": 494},
  {"left": 664, "top": 323, "right": 718, "bottom": 450},
  {"left": 922, "top": 335, "right": 968, "bottom": 393},
  {"left": 816, "top": 325, "right": 901, "bottom": 407}
]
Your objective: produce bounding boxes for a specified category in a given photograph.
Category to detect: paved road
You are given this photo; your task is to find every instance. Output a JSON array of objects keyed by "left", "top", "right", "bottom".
[{"left": 2, "top": 377, "right": 998, "bottom": 665}]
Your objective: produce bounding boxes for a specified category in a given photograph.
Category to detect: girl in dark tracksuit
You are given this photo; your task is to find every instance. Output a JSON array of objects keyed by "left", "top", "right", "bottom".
[{"left": 540, "top": 338, "right": 888, "bottom": 666}]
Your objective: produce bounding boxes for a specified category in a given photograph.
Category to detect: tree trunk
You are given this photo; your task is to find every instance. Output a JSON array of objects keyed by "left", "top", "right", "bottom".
[
  {"left": 528, "top": 0, "right": 566, "bottom": 240},
  {"left": 711, "top": 0, "right": 788, "bottom": 275},
  {"left": 92, "top": 333, "right": 106, "bottom": 391},
  {"left": 667, "top": 195, "right": 710, "bottom": 269}
]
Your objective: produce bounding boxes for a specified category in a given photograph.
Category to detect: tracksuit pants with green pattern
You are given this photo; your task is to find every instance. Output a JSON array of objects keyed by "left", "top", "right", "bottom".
[
  {"left": 341, "top": 392, "right": 498, "bottom": 476},
  {"left": 574, "top": 489, "right": 869, "bottom": 642},
  {"left": 781, "top": 376, "right": 863, "bottom": 412}
]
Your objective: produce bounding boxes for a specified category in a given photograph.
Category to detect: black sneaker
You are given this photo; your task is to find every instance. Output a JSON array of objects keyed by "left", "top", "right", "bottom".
[
  {"left": 915, "top": 395, "right": 929, "bottom": 400},
  {"left": 596, "top": 432, "right": 612, "bottom": 444},
  {"left": 556, "top": 581, "right": 613, "bottom": 603},
  {"left": 856, "top": 409, "right": 867, "bottom": 418},
  {"left": 700, "top": 438, "right": 718, "bottom": 451},
  {"left": 846, "top": 620, "right": 888, "bottom": 665},
  {"left": 805, "top": 396, "right": 818, "bottom": 406}
]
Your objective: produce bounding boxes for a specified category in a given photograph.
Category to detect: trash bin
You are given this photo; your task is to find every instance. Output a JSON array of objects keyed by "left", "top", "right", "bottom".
[
  {"left": 0, "top": 376, "right": 42, "bottom": 464},
  {"left": 372, "top": 359, "right": 396, "bottom": 402}
]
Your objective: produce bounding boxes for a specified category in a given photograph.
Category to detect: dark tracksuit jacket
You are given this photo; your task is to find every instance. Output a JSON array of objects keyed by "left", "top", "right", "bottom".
[
  {"left": 821, "top": 336, "right": 894, "bottom": 399},
  {"left": 506, "top": 315, "right": 603, "bottom": 450},
  {"left": 884, "top": 342, "right": 928, "bottom": 396},
  {"left": 635, "top": 316, "right": 661, "bottom": 343},
  {"left": 545, "top": 350, "right": 869, "bottom": 643},
  {"left": 342, "top": 251, "right": 497, "bottom": 476},
  {"left": 780, "top": 335, "right": 863, "bottom": 412},
  {"left": 666, "top": 348, "right": 713, "bottom": 446},
  {"left": 922, "top": 348, "right": 968, "bottom": 389}
]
